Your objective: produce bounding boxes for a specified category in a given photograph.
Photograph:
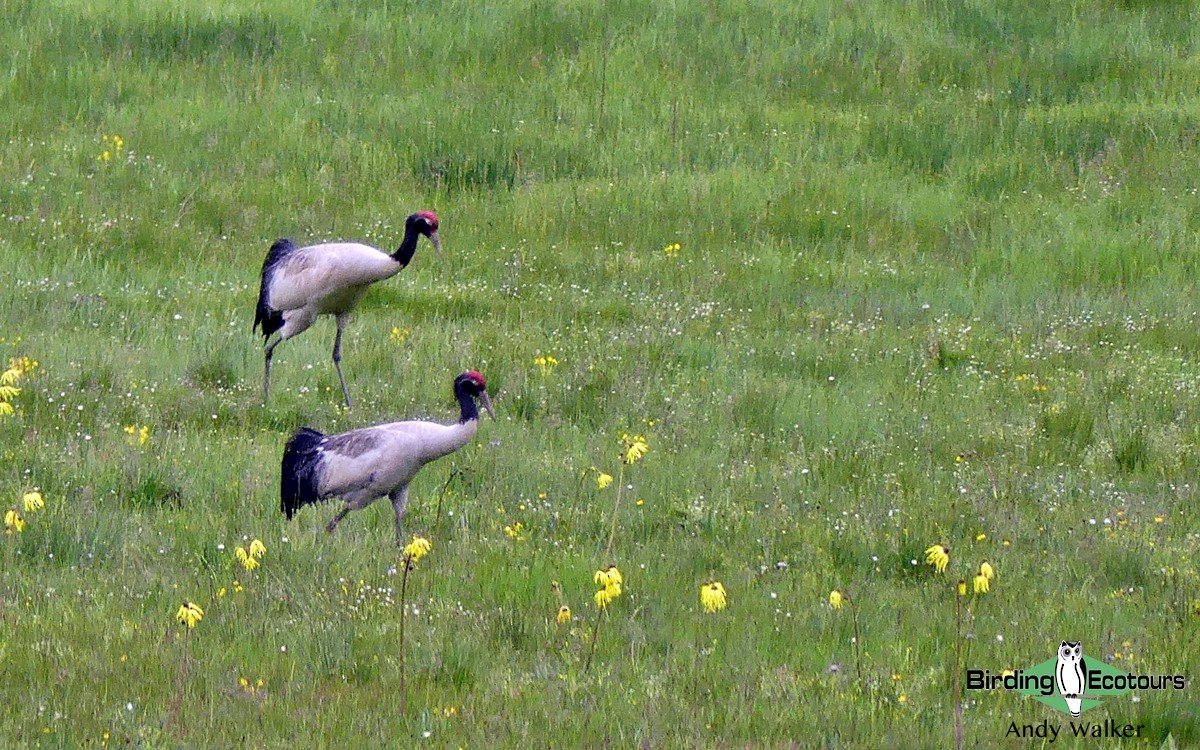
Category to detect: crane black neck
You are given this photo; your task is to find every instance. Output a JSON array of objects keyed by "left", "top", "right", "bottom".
[
  {"left": 391, "top": 225, "right": 422, "bottom": 268},
  {"left": 455, "top": 382, "right": 480, "bottom": 424}
]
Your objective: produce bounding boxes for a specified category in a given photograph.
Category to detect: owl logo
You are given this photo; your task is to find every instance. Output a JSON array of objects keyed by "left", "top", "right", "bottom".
[{"left": 1055, "top": 641, "right": 1085, "bottom": 717}]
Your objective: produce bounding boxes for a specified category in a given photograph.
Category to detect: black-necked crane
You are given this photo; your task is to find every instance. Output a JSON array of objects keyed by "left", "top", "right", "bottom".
[
  {"left": 280, "top": 370, "right": 493, "bottom": 544},
  {"left": 253, "top": 211, "right": 441, "bottom": 408}
]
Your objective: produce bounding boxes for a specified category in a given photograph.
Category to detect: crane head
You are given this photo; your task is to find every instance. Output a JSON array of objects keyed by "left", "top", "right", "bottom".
[
  {"left": 408, "top": 210, "right": 442, "bottom": 259},
  {"left": 456, "top": 370, "right": 494, "bottom": 420}
]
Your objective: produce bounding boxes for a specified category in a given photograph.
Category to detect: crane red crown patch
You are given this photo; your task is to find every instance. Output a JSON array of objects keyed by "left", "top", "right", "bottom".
[
  {"left": 416, "top": 210, "right": 439, "bottom": 228},
  {"left": 464, "top": 370, "right": 486, "bottom": 387}
]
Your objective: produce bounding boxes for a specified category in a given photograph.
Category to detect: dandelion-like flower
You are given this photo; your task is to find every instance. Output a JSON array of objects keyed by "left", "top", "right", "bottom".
[
  {"left": 663, "top": 242, "right": 682, "bottom": 255},
  {"left": 592, "top": 565, "right": 624, "bottom": 609},
  {"left": 4, "top": 509, "right": 25, "bottom": 533},
  {"left": 829, "top": 589, "right": 844, "bottom": 610},
  {"left": 403, "top": 535, "right": 432, "bottom": 562},
  {"left": 504, "top": 522, "right": 526, "bottom": 541},
  {"left": 621, "top": 434, "right": 649, "bottom": 465},
  {"left": 924, "top": 544, "right": 950, "bottom": 573},
  {"left": 594, "top": 584, "right": 622, "bottom": 609},
  {"left": 700, "top": 581, "right": 728, "bottom": 613},
  {"left": 5, "top": 357, "right": 37, "bottom": 379},
  {"left": 235, "top": 547, "right": 260, "bottom": 571},
  {"left": 973, "top": 573, "right": 990, "bottom": 594},
  {"left": 957, "top": 579, "right": 967, "bottom": 597},
  {"left": 534, "top": 355, "right": 559, "bottom": 376},
  {"left": 176, "top": 601, "right": 204, "bottom": 628},
  {"left": 596, "top": 472, "right": 613, "bottom": 489},
  {"left": 22, "top": 491, "right": 44, "bottom": 513},
  {"left": 979, "top": 561, "right": 995, "bottom": 581},
  {"left": 556, "top": 605, "right": 572, "bottom": 624},
  {"left": 124, "top": 425, "right": 150, "bottom": 446},
  {"left": 0, "top": 359, "right": 22, "bottom": 418},
  {"left": 249, "top": 539, "right": 266, "bottom": 559},
  {"left": 389, "top": 327, "right": 411, "bottom": 345},
  {"left": 594, "top": 565, "right": 623, "bottom": 589}
]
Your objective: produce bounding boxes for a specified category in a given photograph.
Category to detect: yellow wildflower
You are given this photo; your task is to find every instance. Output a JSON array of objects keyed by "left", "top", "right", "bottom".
[
  {"left": 534, "top": 355, "right": 560, "bottom": 375},
  {"left": 0, "top": 385, "right": 19, "bottom": 401},
  {"left": 4, "top": 509, "right": 25, "bottom": 533},
  {"left": 556, "top": 605, "right": 572, "bottom": 624},
  {"left": 176, "top": 601, "right": 204, "bottom": 628},
  {"left": 957, "top": 579, "right": 967, "bottom": 596},
  {"left": 979, "top": 561, "right": 995, "bottom": 581},
  {"left": 403, "top": 535, "right": 432, "bottom": 562},
  {"left": 389, "top": 326, "right": 411, "bottom": 345},
  {"left": 594, "top": 584, "right": 622, "bottom": 609},
  {"left": 622, "top": 434, "right": 649, "bottom": 465},
  {"left": 663, "top": 242, "right": 682, "bottom": 255},
  {"left": 0, "top": 402, "right": 12, "bottom": 417},
  {"left": 249, "top": 539, "right": 266, "bottom": 558},
  {"left": 596, "top": 472, "right": 613, "bottom": 489},
  {"left": 594, "top": 565, "right": 623, "bottom": 589},
  {"left": 829, "top": 589, "right": 844, "bottom": 610},
  {"left": 973, "top": 574, "right": 990, "bottom": 594},
  {"left": 700, "top": 581, "right": 728, "bottom": 613},
  {"left": 504, "top": 522, "right": 526, "bottom": 541},
  {"left": 592, "top": 565, "right": 624, "bottom": 609},
  {"left": 235, "top": 547, "right": 260, "bottom": 571},
  {"left": 22, "top": 491, "right": 44, "bottom": 513},
  {"left": 924, "top": 544, "right": 950, "bottom": 573}
]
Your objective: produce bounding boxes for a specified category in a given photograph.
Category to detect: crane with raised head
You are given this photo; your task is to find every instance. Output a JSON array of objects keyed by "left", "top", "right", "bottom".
[
  {"left": 254, "top": 210, "right": 441, "bottom": 408},
  {"left": 280, "top": 370, "right": 493, "bottom": 543}
]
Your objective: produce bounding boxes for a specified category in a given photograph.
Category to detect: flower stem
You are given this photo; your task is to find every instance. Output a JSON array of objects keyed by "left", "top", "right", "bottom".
[
  {"left": 954, "top": 589, "right": 963, "bottom": 750},
  {"left": 584, "top": 606, "right": 605, "bottom": 673},
  {"left": 399, "top": 557, "right": 411, "bottom": 713},
  {"left": 850, "top": 599, "right": 863, "bottom": 684},
  {"left": 171, "top": 628, "right": 190, "bottom": 728},
  {"left": 604, "top": 465, "right": 625, "bottom": 557}
]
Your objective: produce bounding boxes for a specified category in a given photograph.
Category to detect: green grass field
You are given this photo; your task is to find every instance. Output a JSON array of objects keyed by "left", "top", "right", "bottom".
[{"left": 3, "top": 0, "right": 1200, "bottom": 746}]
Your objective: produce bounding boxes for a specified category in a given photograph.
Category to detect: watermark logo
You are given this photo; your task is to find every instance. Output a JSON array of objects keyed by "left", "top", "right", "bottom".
[
  {"left": 968, "top": 641, "right": 1185, "bottom": 715},
  {"left": 966, "top": 641, "right": 1186, "bottom": 739}
]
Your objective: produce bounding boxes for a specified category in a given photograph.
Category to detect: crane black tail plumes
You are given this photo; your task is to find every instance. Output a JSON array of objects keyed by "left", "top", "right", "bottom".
[
  {"left": 281, "top": 427, "right": 326, "bottom": 519},
  {"left": 254, "top": 238, "right": 297, "bottom": 338}
]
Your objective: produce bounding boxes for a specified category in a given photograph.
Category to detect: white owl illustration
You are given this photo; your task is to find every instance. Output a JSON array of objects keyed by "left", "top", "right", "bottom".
[{"left": 1055, "top": 641, "right": 1085, "bottom": 717}]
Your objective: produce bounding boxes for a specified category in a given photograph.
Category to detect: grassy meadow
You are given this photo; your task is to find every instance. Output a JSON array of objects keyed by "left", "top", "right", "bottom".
[{"left": 4, "top": 0, "right": 1200, "bottom": 746}]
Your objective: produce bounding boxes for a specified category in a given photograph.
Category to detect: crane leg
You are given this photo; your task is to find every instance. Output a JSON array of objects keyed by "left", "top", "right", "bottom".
[
  {"left": 326, "top": 505, "right": 349, "bottom": 534},
  {"left": 390, "top": 487, "right": 410, "bottom": 546},
  {"left": 263, "top": 336, "right": 282, "bottom": 403},
  {"left": 332, "top": 314, "right": 352, "bottom": 409}
]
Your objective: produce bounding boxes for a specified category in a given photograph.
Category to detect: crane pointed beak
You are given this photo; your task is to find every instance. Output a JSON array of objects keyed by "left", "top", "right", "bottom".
[
  {"left": 479, "top": 390, "right": 495, "bottom": 420},
  {"left": 428, "top": 231, "right": 443, "bottom": 259}
]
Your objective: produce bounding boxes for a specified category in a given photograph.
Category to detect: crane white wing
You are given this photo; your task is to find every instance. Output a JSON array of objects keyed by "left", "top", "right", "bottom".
[
  {"left": 316, "top": 419, "right": 478, "bottom": 498},
  {"left": 268, "top": 243, "right": 401, "bottom": 312}
]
